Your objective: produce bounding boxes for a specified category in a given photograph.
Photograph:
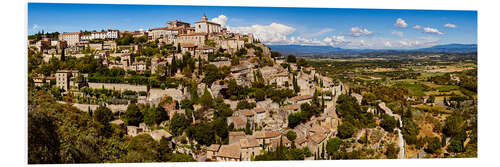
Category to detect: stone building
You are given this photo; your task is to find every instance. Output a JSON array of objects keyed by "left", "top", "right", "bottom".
[
  {"left": 60, "top": 32, "right": 81, "bottom": 46},
  {"left": 148, "top": 27, "right": 179, "bottom": 43},
  {"left": 194, "top": 15, "right": 222, "bottom": 34},
  {"left": 287, "top": 95, "right": 313, "bottom": 105},
  {"left": 216, "top": 143, "right": 241, "bottom": 162},
  {"left": 206, "top": 144, "right": 221, "bottom": 161},
  {"left": 55, "top": 70, "right": 80, "bottom": 91},
  {"left": 178, "top": 33, "right": 207, "bottom": 47},
  {"left": 253, "top": 131, "right": 282, "bottom": 147},
  {"left": 229, "top": 131, "right": 246, "bottom": 144},
  {"left": 150, "top": 129, "right": 172, "bottom": 141},
  {"left": 239, "top": 137, "right": 261, "bottom": 161}
]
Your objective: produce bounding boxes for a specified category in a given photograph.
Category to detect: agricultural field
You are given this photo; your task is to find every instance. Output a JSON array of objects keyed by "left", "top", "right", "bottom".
[{"left": 309, "top": 52, "right": 477, "bottom": 158}]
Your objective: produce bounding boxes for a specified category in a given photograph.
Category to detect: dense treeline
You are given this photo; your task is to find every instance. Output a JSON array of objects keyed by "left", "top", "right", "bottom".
[
  {"left": 28, "top": 88, "right": 193, "bottom": 163},
  {"left": 335, "top": 94, "right": 376, "bottom": 139}
]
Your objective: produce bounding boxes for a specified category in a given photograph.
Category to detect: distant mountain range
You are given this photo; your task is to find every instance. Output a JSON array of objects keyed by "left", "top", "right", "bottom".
[{"left": 268, "top": 44, "right": 477, "bottom": 56}]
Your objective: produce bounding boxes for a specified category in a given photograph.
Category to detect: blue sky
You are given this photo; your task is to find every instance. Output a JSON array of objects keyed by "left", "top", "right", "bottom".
[{"left": 28, "top": 3, "right": 477, "bottom": 49}]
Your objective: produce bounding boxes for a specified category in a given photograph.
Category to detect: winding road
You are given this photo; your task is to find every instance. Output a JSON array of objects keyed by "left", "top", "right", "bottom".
[{"left": 379, "top": 102, "right": 405, "bottom": 159}]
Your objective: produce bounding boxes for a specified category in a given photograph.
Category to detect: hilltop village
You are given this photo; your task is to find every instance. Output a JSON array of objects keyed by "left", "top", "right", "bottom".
[{"left": 27, "top": 15, "right": 476, "bottom": 163}]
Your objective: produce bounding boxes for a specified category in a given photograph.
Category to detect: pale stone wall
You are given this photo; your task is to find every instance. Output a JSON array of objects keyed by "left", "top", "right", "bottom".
[
  {"left": 88, "top": 83, "right": 147, "bottom": 92},
  {"left": 57, "top": 101, "right": 128, "bottom": 113},
  {"left": 148, "top": 88, "right": 183, "bottom": 104}
]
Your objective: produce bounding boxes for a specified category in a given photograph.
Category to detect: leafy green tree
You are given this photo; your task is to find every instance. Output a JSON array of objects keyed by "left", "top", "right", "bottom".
[
  {"left": 237, "top": 100, "right": 256, "bottom": 110},
  {"left": 380, "top": 114, "right": 397, "bottom": 132},
  {"left": 385, "top": 143, "right": 400, "bottom": 159},
  {"left": 93, "top": 105, "right": 114, "bottom": 137},
  {"left": 169, "top": 112, "right": 191, "bottom": 136},
  {"left": 362, "top": 92, "right": 377, "bottom": 105},
  {"left": 255, "top": 88, "right": 266, "bottom": 101},
  {"left": 286, "top": 131, "right": 297, "bottom": 141},
  {"left": 133, "top": 35, "right": 148, "bottom": 44},
  {"left": 123, "top": 103, "right": 143, "bottom": 126},
  {"left": 144, "top": 106, "right": 169, "bottom": 126},
  {"left": 443, "top": 111, "right": 464, "bottom": 137},
  {"left": 292, "top": 75, "right": 300, "bottom": 93},
  {"left": 427, "top": 95, "right": 436, "bottom": 103},
  {"left": 287, "top": 55, "right": 297, "bottom": 63},
  {"left": 297, "top": 58, "right": 309, "bottom": 67},
  {"left": 28, "top": 110, "right": 60, "bottom": 164},
  {"left": 326, "top": 137, "right": 342, "bottom": 158},
  {"left": 231, "top": 56, "right": 240, "bottom": 66},
  {"left": 337, "top": 122, "right": 356, "bottom": 139},
  {"left": 168, "top": 153, "right": 196, "bottom": 162},
  {"left": 203, "top": 64, "right": 223, "bottom": 86},
  {"left": 199, "top": 88, "right": 214, "bottom": 110},
  {"left": 94, "top": 105, "right": 113, "bottom": 124},
  {"left": 213, "top": 97, "right": 233, "bottom": 119},
  {"left": 121, "top": 134, "right": 160, "bottom": 162},
  {"left": 425, "top": 137, "right": 442, "bottom": 154},
  {"left": 402, "top": 117, "right": 420, "bottom": 145},
  {"left": 271, "top": 51, "right": 282, "bottom": 58}
]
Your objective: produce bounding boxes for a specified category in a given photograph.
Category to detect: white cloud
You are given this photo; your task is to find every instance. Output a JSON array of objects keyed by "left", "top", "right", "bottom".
[
  {"left": 392, "top": 30, "right": 403, "bottom": 37},
  {"left": 423, "top": 27, "right": 444, "bottom": 35},
  {"left": 228, "top": 22, "right": 296, "bottom": 44},
  {"left": 288, "top": 36, "right": 324, "bottom": 45},
  {"left": 412, "top": 25, "right": 422, "bottom": 29},
  {"left": 444, "top": 23, "right": 457, "bottom": 28},
  {"left": 211, "top": 15, "right": 228, "bottom": 27},
  {"left": 32, "top": 24, "right": 39, "bottom": 30},
  {"left": 349, "top": 27, "right": 372, "bottom": 37},
  {"left": 394, "top": 18, "right": 408, "bottom": 28},
  {"left": 323, "top": 36, "right": 348, "bottom": 47},
  {"left": 337, "top": 36, "right": 440, "bottom": 49},
  {"left": 303, "top": 28, "right": 334, "bottom": 38},
  {"left": 384, "top": 41, "right": 392, "bottom": 47}
]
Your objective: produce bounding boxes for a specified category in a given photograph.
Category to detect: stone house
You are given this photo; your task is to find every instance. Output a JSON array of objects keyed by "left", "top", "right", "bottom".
[
  {"left": 287, "top": 95, "right": 313, "bottom": 105},
  {"left": 227, "top": 116, "right": 247, "bottom": 130},
  {"left": 206, "top": 144, "right": 221, "bottom": 161},
  {"left": 254, "top": 108, "right": 267, "bottom": 124},
  {"left": 126, "top": 126, "right": 142, "bottom": 137},
  {"left": 295, "top": 137, "right": 308, "bottom": 149},
  {"left": 253, "top": 131, "right": 282, "bottom": 147},
  {"left": 126, "top": 123, "right": 151, "bottom": 137},
  {"left": 269, "top": 136, "right": 292, "bottom": 150},
  {"left": 229, "top": 131, "right": 246, "bottom": 145},
  {"left": 216, "top": 143, "right": 241, "bottom": 162},
  {"left": 131, "top": 62, "right": 147, "bottom": 72},
  {"left": 280, "top": 104, "right": 301, "bottom": 114},
  {"left": 239, "top": 137, "right": 261, "bottom": 161},
  {"left": 150, "top": 129, "right": 172, "bottom": 141},
  {"left": 273, "top": 72, "right": 290, "bottom": 88},
  {"left": 307, "top": 132, "right": 327, "bottom": 156},
  {"left": 234, "top": 109, "right": 255, "bottom": 123},
  {"left": 55, "top": 70, "right": 81, "bottom": 91}
]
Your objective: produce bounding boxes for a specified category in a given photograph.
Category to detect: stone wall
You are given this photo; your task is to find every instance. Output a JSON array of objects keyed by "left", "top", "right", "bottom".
[{"left": 88, "top": 82, "right": 147, "bottom": 92}]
